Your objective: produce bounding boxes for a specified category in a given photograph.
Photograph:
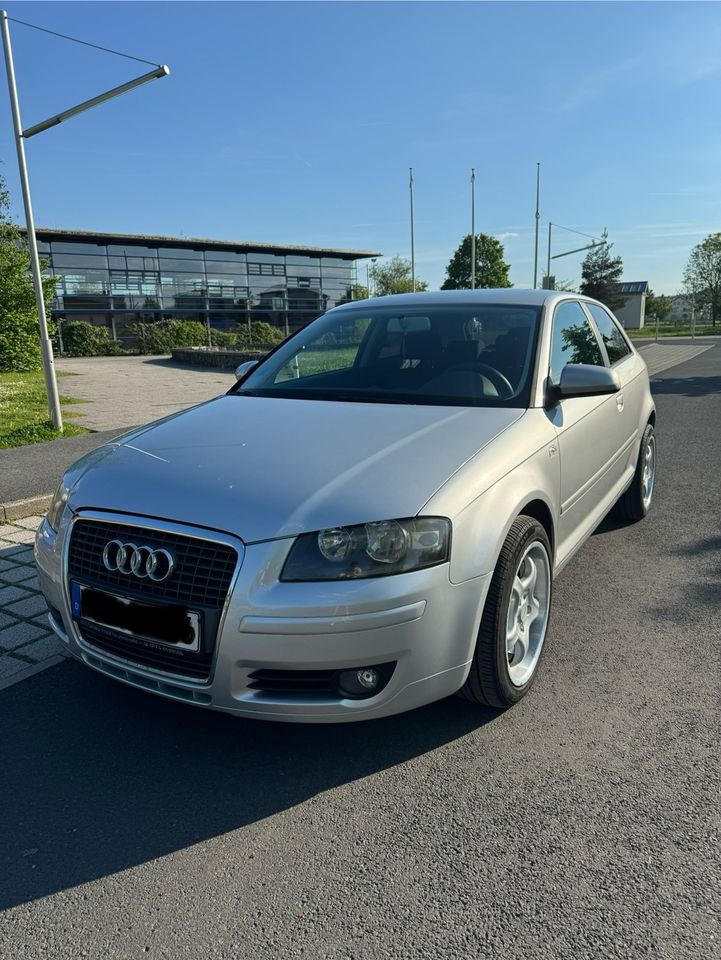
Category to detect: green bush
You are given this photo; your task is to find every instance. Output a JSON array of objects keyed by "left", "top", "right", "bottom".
[
  {"left": 0, "top": 209, "right": 56, "bottom": 371},
  {"left": 0, "top": 310, "right": 43, "bottom": 371},
  {"left": 61, "top": 320, "right": 123, "bottom": 357},
  {"left": 126, "top": 319, "right": 286, "bottom": 355},
  {"left": 128, "top": 319, "right": 208, "bottom": 354},
  {"left": 235, "top": 321, "right": 285, "bottom": 349},
  {"left": 210, "top": 329, "right": 238, "bottom": 347}
]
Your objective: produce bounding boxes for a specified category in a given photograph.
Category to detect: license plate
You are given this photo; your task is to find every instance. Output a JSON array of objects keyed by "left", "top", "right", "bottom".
[{"left": 70, "top": 582, "right": 201, "bottom": 653}]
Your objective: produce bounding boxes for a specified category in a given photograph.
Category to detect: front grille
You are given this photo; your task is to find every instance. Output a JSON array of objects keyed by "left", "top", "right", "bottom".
[
  {"left": 68, "top": 518, "right": 240, "bottom": 681},
  {"left": 248, "top": 669, "right": 337, "bottom": 697},
  {"left": 80, "top": 622, "right": 212, "bottom": 680},
  {"left": 68, "top": 519, "right": 237, "bottom": 606}
]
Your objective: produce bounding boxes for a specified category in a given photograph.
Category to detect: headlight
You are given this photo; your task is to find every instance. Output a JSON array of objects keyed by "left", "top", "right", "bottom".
[
  {"left": 47, "top": 479, "right": 70, "bottom": 534},
  {"left": 281, "top": 517, "right": 451, "bottom": 581}
]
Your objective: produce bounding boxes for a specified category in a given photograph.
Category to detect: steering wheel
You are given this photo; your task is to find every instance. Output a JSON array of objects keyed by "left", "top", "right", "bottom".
[{"left": 452, "top": 362, "right": 515, "bottom": 399}]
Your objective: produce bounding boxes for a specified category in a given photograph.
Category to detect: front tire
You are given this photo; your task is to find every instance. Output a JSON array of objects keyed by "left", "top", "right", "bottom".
[
  {"left": 612, "top": 422, "right": 655, "bottom": 523},
  {"left": 459, "top": 516, "right": 552, "bottom": 709}
]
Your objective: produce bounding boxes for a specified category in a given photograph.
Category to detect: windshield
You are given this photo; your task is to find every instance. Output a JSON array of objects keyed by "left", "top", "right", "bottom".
[{"left": 233, "top": 302, "right": 542, "bottom": 407}]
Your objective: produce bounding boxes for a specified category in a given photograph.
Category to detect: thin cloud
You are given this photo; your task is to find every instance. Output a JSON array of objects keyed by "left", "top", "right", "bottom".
[{"left": 554, "top": 17, "right": 721, "bottom": 113}]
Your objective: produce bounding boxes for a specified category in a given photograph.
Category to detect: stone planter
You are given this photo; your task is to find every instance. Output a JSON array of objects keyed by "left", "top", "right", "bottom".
[{"left": 170, "top": 347, "right": 268, "bottom": 369}]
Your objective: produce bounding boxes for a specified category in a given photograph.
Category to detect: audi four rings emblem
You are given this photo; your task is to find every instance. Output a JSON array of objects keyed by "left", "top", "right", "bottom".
[{"left": 102, "top": 540, "right": 175, "bottom": 582}]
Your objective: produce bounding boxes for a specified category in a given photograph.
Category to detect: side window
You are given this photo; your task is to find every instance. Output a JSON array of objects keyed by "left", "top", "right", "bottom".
[
  {"left": 585, "top": 303, "right": 631, "bottom": 364},
  {"left": 549, "top": 301, "right": 604, "bottom": 384}
]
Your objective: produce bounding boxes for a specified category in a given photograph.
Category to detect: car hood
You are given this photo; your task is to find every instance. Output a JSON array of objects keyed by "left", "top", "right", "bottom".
[{"left": 68, "top": 396, "right": 523, "bottom": 542}]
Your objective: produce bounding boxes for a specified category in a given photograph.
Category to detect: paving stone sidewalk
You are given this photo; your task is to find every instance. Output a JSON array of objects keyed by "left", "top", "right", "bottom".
[{"left": 0, "top": 517, "right": 67, "bottom": 689}]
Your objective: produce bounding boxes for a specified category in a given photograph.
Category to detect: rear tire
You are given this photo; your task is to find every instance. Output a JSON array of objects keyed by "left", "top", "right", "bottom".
[
  {"left": 459, "top": 516, "right": 552, "bottom": 709},
  {"left": 612, "top": 423, "right": 655, "bottom": 523}
]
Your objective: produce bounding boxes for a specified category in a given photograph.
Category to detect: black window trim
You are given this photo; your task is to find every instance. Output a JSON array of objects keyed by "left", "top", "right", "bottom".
[
  {"left": 548, "top": 297, "right": 608, "bottom": 381},
  {"left": 579, "top": 300, "right": 633, "bottom": 367}
]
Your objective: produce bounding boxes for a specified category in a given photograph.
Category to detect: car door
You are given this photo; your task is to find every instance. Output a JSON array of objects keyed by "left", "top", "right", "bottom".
[
  {"left": 547, "top": 300, "right": 623, "bottom": 552},
  {"left": 582, "top": 301, "right": 645, "bottom": 475}
]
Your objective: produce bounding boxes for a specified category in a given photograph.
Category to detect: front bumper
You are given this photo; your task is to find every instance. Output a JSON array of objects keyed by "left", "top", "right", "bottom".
[{"left": 35, "top": 510, "right": 489, "bottom": 722}]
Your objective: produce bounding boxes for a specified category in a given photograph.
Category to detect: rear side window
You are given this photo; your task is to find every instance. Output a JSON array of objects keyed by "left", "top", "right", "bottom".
[
  {"left": 585, "top": 303, "right": 631, "bottom": 364},
  {"left": 549, "top": 301, "right": 604, "bottom": 384}
]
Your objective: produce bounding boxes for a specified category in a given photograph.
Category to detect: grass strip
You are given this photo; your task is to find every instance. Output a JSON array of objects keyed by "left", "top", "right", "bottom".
[{"left": 0, "top": 370, "right": 87, "bottom": 449}]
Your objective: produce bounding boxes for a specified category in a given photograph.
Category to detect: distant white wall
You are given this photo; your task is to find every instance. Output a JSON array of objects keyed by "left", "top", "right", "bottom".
[{"left": 615, "top": 293, "right": 646, "bottom": 329}]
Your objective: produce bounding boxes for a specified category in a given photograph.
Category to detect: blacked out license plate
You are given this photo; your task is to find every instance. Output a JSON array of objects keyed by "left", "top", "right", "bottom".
[{"left": 70, "top": 582, "right": 201, "bottom": 652}]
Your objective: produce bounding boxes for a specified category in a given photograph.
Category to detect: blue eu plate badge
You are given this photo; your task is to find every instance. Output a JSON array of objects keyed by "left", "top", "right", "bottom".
[{"left": 70, "top": 581, "right": 82, "bottom": 619}]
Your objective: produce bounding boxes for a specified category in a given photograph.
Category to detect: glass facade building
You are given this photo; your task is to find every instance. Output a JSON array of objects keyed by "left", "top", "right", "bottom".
[{"left": 26, "top": 229, "right": 379, "bottom": 341}]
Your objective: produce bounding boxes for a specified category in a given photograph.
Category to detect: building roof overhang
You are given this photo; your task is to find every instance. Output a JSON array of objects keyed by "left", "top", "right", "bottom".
[{"left": 20, "top": 226, "right": 381, "bottom": 261}]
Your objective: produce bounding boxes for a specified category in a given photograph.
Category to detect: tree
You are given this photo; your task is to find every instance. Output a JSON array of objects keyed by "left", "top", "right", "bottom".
[
  {"left": 644, "top": 289, "right": 672, "bottom": 324},
  {"left": 579, "top": 229, "right": 624, "bottom": 309},
  {"left": 441, "top": 233, "right": 511, "bottom": 290},
  {"left": 371, "top": 255, "right": 428, "bottom": 296},
  {"left": 683, "top": 232, "right": 721, "bottom": 328},
  {"left": 0, "top": 172, "right": 56, "bottom": 372},
  {"left": 348, "top": 283, "right": 369, "bottom": 301},
  {"left": 542, "top": 277, "right": 576, "bottom": 292}
]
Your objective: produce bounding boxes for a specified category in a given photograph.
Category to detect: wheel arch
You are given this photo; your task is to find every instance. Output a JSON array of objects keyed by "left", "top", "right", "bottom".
[
  {"left": 517, "top": 498, "right": 555, "bottom": 560},
  {"left": 449, "top": 482, "right": 559, "bottom": 585}
]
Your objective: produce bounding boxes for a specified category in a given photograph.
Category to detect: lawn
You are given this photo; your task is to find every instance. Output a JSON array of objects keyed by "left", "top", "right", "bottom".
[
  {"left": 276, "top": 347, "right": 357, "bottom": 380},
  {"left": 626, "top": 324, "right": 718, "bottom": 339},
  {"left": 0, "top": 370, "right": 87, "bottom": 449}
]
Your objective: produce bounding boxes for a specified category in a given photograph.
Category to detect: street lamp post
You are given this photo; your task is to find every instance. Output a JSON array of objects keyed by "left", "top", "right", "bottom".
[
  {"left": 470, "top": 168, "right": 475, "bottom": 290},
  {"left": 0, "top": 9, "right": 169, "bottom": 430},
  {"left": 1, "top": 10, "right": 61, "bottom": 427},
  {"left": 409, "top": 167, "right": 416, "bottom": 292},
  {"left": 544, "top": 222, "right": 606, "bottom": 289},
  {"left": 533, "top": 163, "right": 540, "bottom": 288}
]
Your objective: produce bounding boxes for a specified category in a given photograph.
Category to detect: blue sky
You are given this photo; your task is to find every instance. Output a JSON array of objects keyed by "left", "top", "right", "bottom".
[{"left": 1, "top": 1, "right": 720, "bottom": 293}]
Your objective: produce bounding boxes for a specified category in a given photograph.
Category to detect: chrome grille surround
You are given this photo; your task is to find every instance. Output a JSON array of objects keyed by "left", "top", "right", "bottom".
[{"left": 63, "top": 511, "right": 244, "bottom": 685}]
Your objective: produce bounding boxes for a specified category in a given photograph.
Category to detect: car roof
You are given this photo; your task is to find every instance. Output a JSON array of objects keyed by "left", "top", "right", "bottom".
[{"left": 333, "top": 289, "right": 597, "bottom": 312}]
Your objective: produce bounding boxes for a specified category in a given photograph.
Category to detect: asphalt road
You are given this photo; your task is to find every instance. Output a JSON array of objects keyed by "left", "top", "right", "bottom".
[
  {"left": 0, "top": 428, "right": 128, "bottom": 503},
  {"left": 1, "top": 346, "right": 719, "bottom": 959}
]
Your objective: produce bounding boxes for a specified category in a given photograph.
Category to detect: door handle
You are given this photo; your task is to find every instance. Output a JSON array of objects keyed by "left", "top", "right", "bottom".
[{"left": 616, "top": 393, "right": 624, "bottom": 411}]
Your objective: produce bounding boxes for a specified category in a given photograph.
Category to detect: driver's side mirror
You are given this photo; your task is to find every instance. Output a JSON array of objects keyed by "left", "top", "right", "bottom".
[
  {"left": 235, "top": 360, "right": 259, "bottom": 381},
  {"left": 547, "top": 363, "right": 621, "bottom": 406}
]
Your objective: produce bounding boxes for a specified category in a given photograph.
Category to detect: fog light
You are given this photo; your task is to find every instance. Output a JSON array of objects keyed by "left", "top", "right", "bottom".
[
  {"left": 336, "top": 668, "right": 378, "bottom": 698},
  {"left": 357, "top": 668, "right": 378, "bottom": 689},
  {"left": 334, "top": 662, "right": 396, "bottom": 700}
]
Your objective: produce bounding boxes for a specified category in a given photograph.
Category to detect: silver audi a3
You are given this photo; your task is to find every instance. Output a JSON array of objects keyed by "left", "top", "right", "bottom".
[{"left": 35, "top": 290, "right": 655, "bottom": 722}]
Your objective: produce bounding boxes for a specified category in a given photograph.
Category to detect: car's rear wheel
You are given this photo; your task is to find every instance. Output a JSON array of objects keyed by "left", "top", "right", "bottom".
[
  {"left": 459, "top": 516, "right": 552, "bottom": 709},
  {"left": 612, "top": 422, "right": 655, "bottom": 523}
]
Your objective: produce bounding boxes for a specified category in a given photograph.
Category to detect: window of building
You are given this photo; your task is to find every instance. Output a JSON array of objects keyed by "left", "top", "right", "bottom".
[
  {"left": 107, "top": 244, "right": 158, "bottom": 258},
  {"left": 51, "top": 253, "right": 108, "bottom": 269},
  {"left": 286, "top": 255, "right": 321, "bottom": 278},
  {"left": 108, "top": 255, "right": 159, "bottom": 271},
  {"left": 204, "top": 261, "right": 247, "bottom": 276},
  {"left": 584, "top": 303, "right": 631, "bottom": 364},
  {"left": 158, "top": 246, "right": 205, "bottom": 260},
  {"left": 248, "top": 262, "right": 285, "bottom": 276},
  {"left": 204, "top": 249, "right": 245, "bottom": 263},
  {"left": 51, "top": 241, "right": 107, "bottom": 255},
  {"left": 549, "top": 301, "right": 604, "bottom": 383},
  {"left": 159, "top": 258, "right": 205, "bottom": 273}
]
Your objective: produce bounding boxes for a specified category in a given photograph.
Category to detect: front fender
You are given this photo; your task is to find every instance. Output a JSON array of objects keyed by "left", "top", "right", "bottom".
[{"left": 423, "top": 413, "right": 560, "bottom": 584}]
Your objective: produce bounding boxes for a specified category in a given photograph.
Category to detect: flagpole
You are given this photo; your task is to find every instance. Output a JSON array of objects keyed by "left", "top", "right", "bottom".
[
  {"left": 533, "top": 162, "right": 541, "bottom": 288},
  {"left": 409, "top": 166, "right": 416, "bottom": 292},
  {"left": 470, "top": 168, "right": 476, "bottom": 290}
]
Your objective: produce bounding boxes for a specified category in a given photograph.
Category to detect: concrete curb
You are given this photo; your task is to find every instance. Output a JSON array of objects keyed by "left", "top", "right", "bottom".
[{"left": 1, "top": 494, "right": 52, "bottom": 522}]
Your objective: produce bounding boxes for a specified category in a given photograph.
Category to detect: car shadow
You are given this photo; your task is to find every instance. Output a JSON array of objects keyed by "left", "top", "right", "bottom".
[
  {"left": 651, "top": 375, "right": 721, "bottom": 398},
  {"left": 0, "top": 661, "right": 494, "bottom": 910},
  {"left": 591, "top": 515, "right": 628, "bottom": 537}
]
